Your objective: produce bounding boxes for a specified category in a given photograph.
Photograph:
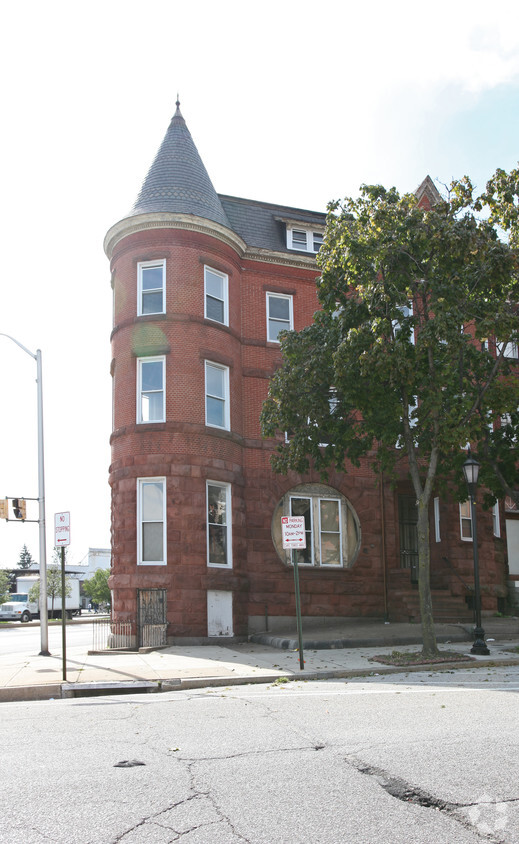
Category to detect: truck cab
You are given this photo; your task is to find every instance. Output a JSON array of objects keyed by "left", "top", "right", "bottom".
[{"left": 0, "top": 593, "right": 32, "bottom": 623}]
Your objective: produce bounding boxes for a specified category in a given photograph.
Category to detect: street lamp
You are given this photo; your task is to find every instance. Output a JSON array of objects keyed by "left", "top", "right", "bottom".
[
  {"left": 0, "top": 334, "right": 49, "bottom": 655},
  {"left": 462, "top": 452, "right": 490, "bottom": 656}
]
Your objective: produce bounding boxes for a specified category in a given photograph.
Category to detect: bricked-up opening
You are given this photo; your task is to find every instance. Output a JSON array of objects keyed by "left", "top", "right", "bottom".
[{"left": 271, "top": 483, "right": 361, "bottom": 568}]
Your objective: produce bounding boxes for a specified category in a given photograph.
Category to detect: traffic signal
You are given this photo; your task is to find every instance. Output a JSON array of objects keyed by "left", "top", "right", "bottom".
[
  {"left": 12, "top": 498, "right": 27, "bottom": 520},
  {"left": 0, "top": 499, "right": 8, "bottom": 520}
]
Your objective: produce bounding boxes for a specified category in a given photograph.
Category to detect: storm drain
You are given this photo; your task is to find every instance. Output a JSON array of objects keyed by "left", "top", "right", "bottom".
[{"left": 61, "top": 681, "right": 158, "bottom": 698}]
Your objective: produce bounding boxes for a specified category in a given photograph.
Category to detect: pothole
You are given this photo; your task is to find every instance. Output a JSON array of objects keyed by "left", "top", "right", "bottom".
[{"left": 353, "top": 761, "right": 456, "bottom": 811}]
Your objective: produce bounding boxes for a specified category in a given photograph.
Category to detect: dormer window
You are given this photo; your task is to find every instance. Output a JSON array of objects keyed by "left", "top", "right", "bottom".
[{"left": 287, "top": 227, "right": 323, "bottom": 253}]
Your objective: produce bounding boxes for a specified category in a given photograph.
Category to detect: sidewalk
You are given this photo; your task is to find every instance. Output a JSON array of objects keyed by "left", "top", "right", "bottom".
[{"left": 1, "top": 618, "right": 518, "bottom": 703}]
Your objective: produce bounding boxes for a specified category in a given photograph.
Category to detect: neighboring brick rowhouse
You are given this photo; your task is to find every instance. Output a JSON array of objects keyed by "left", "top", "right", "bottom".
[{"left": 105, "top": 102, "right": 510, "bottom": 640}]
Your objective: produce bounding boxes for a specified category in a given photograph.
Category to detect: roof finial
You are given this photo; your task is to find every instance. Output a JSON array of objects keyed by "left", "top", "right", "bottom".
[{"left": 175, "top": 94, "right": 181, "bottom": 114}]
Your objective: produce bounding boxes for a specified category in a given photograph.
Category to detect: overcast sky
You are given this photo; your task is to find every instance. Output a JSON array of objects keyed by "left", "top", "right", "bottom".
[{"left": 1, "top": 0, "right": 518, "bottom": 568}]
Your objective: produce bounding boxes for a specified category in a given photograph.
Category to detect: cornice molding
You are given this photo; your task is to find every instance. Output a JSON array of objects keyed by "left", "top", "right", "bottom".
[
  {"left": 243, "top": 247, "right": 319, "bottom": 270},
  {"left": 104, "top": 213, "right": 320, "bottom": 272},
  {"left": 104, "top": 213, "right": 247, "bottom": 259}
]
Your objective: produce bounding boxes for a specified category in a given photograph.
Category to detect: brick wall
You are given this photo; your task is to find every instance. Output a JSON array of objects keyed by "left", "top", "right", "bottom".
[{"left": 108, "top": 223, "right": 509, "bottom": 636}]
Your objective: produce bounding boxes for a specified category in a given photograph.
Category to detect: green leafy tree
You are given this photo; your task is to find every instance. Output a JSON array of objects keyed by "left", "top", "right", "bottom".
[
  {"left": 471, "top": 166, "right": 519, "bottom": 507},
  {"left": 52, "top": 547, "right": 69, "bottom": 566},
  {"left": 18, "top": 544, "right": 35, "bottom": 570},
  {"left": 82, "top": 568, "right": 111, "bottom": 608},
  {"left": 262, "top": 173, "right": 519, "bottom": 657},
  {"left": 0, "top": 570, "right": 10, "bottom": 604},
  {"left": 28, "top": 567, "right": 72, "bottom": 618}
]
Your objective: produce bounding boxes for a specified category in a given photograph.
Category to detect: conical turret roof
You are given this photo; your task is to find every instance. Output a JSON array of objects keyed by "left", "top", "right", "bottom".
[{"left": 130, "top": 99, "right": 230, "bottom": 228}]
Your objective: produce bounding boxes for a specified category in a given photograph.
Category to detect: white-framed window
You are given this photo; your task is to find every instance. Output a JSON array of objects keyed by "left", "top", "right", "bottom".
[
  {"left": 271, "top": 484, "right": 360, "bottom": 568},
  {"left": 498, "top": 340, "right": 519, "bottom": 359},
  {"left": 460, "top": 501, "right": 473, "bottom": 541},
  {"left": 285, "top": 490, "right": 353, "bottom": 568},
  {"left": 319, "top": 498, "right": 343, "bottom": 566},
  {"left": 207, "top": 481, "right": 232, "bottom": 567},
  {"left": 266, "top": 293, "right": 293, "bottom": 342},
  {"left": 290, "top": 496, "right": 314, "bottom": 565},
  {"left": 205, "top": 361, "right": 230, "bottom": 430},
  {"left": 393, "top": 303, "right": 415, "bottom": 344},
  {"left": 137, "top": 357, "right": 165, "bottom": 423},
  {"left": 286, "top": 227, "right": 324, "bottom": 253},
  {"left": 434, "top": 497, "right": 441, "bottom": 542},
  {"left": 312, "top": 232, "right": 324, "bottom": 252},
  {"left": 395, "top": 395, "right": 418, "bottom": 448},
  {"left": 315, "top": 389, "right": 338, "bottom": 447},
  {"left": 492, "top": 502, "right": 501, "bottom": 537},
  {"left": 137, "top": 478, "right": 166, "bottom": 565},
  {"left": 204, "top": 266, "right": 228, "bottom": 326},
  {"left": 138, "top": 260, "right": 165, "bottom": 316},
  {"left": 501, "top": 412, "right": 517, "bottom": 442}
]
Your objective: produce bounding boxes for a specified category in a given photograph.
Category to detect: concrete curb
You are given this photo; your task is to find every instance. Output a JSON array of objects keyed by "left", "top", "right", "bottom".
[
  {"left": 2, "top": 655, "right": 519, "bottom": 704},
  {"left": 250, "top": 631, "right": 470, "bottom": 650}
]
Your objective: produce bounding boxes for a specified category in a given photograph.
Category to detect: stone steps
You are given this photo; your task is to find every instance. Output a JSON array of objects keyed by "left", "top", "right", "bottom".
[{"left": 389, "top": 588, "right": 473, "bottom": 623}]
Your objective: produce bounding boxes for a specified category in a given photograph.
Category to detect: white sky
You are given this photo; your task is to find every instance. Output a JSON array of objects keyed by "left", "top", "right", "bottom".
[{"left": 0, "top": 0, "right": 518, "bottom": 567}]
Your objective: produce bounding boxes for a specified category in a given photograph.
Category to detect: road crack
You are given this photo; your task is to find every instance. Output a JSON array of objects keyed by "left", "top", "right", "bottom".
[{"left": 346, "top": 755, "right": 515, "bottom": 842}]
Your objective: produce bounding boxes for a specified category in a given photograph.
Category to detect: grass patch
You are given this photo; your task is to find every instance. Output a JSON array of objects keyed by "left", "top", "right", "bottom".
[{"left": 369, "top": 650, "right": 473, "bottom": 667}]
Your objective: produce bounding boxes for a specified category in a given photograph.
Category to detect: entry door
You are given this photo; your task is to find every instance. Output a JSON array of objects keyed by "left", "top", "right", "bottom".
[
  {"left": 207, "top": 590, "right": 233, "bottom": 637},
  {"left": 137, "top": 589, "right": 167, "bottom": 647},
  {"left": 398, "top": 495, "right": 419, "bottom": 583}
]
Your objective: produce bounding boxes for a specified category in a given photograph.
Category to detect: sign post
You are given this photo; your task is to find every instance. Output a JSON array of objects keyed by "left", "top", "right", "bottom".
[
  {"left": 54, "top": 512, "right": 70, "bottom": 682},
  {"left": 281, "top": 516, "right": 306, "bottom": 670}
]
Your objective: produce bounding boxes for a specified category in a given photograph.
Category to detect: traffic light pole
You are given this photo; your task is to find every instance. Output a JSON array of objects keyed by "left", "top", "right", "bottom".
[
  {"left": 36, "top": 349, "right": 49, "bottom": 655},
  {"left": 0, "top": 334, "right": 49, "bottom": 655}
]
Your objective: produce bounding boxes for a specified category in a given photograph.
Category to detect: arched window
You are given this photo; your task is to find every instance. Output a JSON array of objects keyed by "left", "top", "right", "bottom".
[{"left": 271, "top": 483, "right": 360, "bottom": 568}]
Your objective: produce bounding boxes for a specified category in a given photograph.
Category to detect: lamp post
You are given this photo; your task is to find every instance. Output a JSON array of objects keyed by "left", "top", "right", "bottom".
[
  {"left": 0, "top": 334, "right": 49, "bottom": 655},
  {"left": 462, "top": 453, "right": 490, "bottom": 656}
]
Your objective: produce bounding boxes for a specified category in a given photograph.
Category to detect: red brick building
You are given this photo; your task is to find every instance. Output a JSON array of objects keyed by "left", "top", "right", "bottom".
[{"left": 104, "top": 102, "right": 513, "bottom": 643}]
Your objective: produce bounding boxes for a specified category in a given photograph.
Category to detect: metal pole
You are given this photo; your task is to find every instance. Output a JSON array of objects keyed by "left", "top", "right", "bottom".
[
  {"left": 469, "top": 492, "right": 489, "bottom": 655},
  {"left": 292, "top": 558, "right": 305, "bottom": 670},
  {"left": 0, "top": 334, "right": 49, "bottom": 654},
  {"left": 36, "top": 350, "right": 49, "bottom": 655},
  {"left": 61, "top": 546, "right": 67, "bottom": 681}
]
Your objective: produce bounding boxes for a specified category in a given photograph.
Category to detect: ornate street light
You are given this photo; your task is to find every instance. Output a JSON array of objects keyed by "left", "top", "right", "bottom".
[{"left": 462, "top": 453, "right": 489, "bottom": 656}]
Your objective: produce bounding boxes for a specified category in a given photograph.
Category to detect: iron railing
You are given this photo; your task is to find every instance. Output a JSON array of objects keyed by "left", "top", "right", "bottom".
[
  {"left": 92, "top": 619, "right": 136, "bottom": 651},
  {"left": 140, "top": 623, "right": 167, "bottom": 648}
]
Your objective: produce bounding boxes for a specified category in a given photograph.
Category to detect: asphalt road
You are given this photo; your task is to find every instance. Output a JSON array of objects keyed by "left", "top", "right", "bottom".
[
  {"left": 0, "top": 620, "right": 95, "bottom": 654},
  {"left": 1, "top": 667, "right": 518, "bottom": 843}
]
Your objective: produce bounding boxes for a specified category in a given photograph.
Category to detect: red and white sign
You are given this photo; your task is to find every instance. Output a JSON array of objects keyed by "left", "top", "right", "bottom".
[
  {"left": 281, "top": 516, "right": 306, "bottom": 549},
  {"left": 54, "top": 511, "right": 71, "bottom": 547}
]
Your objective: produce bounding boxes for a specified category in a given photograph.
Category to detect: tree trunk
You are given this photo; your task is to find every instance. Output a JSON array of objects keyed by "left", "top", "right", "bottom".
[{"left": 417, "top": 497, "right": 438, "bottom": 657}]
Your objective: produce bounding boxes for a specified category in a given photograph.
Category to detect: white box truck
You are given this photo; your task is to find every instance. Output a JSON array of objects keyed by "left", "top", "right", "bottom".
[{"left": 0, "top": 576, "right": 81, "bottom": 622}]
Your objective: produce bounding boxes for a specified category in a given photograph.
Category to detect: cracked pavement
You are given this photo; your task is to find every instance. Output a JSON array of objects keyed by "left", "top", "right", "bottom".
[{"left": 1, "top": 666, "right": 519, "bottom": 842}]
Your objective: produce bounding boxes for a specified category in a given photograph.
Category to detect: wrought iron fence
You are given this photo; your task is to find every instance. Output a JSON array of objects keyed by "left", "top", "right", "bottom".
[
  {"left": 140, "top": 623, "right": 167, "bottom": 648},
  {"left": 92, "top": 618, "right": 136, "bottom": 651}
]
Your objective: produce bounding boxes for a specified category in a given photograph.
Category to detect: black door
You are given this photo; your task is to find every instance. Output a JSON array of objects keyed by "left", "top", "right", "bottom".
[
  {"left": 137, "top": 589, "right": 167, "bottom": 647},
  {"left": 398, "top": 495, "right": 419, "bottom": 583}
]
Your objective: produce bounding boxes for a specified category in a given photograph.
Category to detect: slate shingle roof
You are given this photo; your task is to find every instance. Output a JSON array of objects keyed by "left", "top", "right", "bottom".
[
  {"left": 130, "top": 102, "right": 326, "bottom": 253},
  {"left": 220, "top": 195, "right": 326, "bottom": 253},
  {"left": 130, "top": 101, "right": 230, "bottom": 228}
]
